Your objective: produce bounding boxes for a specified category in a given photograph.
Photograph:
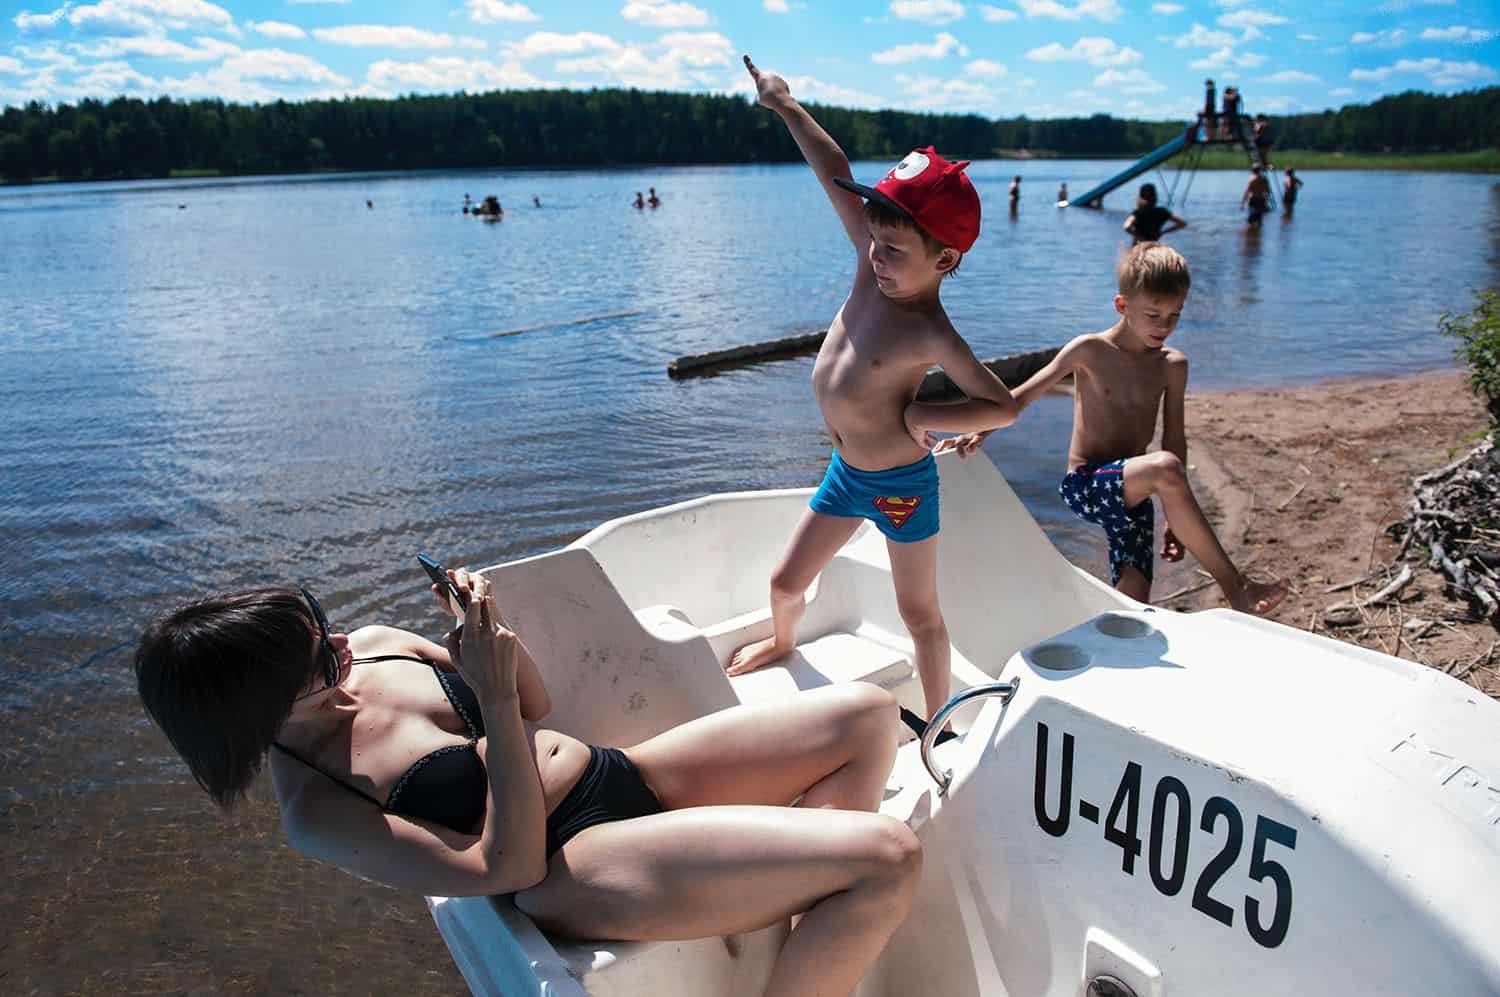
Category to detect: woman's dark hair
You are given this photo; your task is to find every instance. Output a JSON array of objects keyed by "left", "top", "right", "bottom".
[
  {"left": 1136, "top": 183, "right": 1158, "bottom": 212},
  {"left": 135, "top": 588, "right": 319, "bottom": 809}
]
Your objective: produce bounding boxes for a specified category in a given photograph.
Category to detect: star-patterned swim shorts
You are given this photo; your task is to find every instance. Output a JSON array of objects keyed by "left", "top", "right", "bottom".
[
  {"left": 1060, "top": 459, "right": 1154, "bottom": 584},
  {"left": 810, "top": 450, "right": 939, "bottom": 542}
]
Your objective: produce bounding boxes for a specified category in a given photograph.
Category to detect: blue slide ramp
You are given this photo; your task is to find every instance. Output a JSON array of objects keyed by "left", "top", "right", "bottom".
[{"left": 1066, "top": 132, "right": 1189, "bottom": 208}]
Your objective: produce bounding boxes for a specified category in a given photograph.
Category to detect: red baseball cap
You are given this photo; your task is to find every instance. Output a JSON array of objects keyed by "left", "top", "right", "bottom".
[{"left": 835, "top": 147, "right": 981, "bottom": 252}]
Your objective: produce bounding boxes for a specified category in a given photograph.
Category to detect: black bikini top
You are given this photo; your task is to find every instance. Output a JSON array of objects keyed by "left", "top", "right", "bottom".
[{"left": 272, "top": 655, "right": 489, "bottom": 835}]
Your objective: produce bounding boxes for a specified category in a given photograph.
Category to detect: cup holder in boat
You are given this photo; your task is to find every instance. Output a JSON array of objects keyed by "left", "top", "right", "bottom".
[
  {"left": 1093, "top": 613, "right": 1154, "bottom": 639},
  {"left": 1029, "top": 642, "right": 1091, "bottom": 672}
]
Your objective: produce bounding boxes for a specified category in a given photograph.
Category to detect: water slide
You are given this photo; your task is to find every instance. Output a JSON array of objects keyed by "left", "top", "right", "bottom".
[{"left": 1066, "top": 131, "right": 1190, "bottom": 209}]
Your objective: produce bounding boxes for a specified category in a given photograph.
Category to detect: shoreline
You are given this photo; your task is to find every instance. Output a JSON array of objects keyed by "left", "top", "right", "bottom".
[
  {"left": 4, "top": 149, "right": 1495, "bottom": 188},
  {"left": 1148, "top": 367, "right": 1496, "bottom": 696}
]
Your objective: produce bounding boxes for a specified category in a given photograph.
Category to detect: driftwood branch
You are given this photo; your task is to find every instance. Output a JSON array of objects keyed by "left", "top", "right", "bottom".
[{"left": 1323, "top": 564, "right": 1415, "bottom": 625}]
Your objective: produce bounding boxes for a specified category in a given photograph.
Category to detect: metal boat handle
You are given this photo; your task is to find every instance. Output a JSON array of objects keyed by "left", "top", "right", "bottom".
[{"left": 919, "top": 677, "right": 1021, "bottom": 795}]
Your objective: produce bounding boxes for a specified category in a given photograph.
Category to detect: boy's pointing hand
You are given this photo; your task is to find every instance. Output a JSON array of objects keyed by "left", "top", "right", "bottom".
[{"left": 743, "top": 54, "right": 791, "bottom": 109}]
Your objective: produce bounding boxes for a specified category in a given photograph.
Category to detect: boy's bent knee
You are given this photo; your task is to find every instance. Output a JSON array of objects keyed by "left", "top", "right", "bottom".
[{"left": 1146, "top": 452, "right": 1187, "bottom": 488}]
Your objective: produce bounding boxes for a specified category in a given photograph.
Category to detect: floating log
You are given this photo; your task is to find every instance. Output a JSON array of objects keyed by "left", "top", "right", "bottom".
[
  {"left": 916, "top": 346, "right": 1062, "bottom": 400},
  {"left": 668, "top": 332, "right": 827, "bottom": 378},
  {"left": 668, "top": 334, "right": 1060, "bottom": 393}
]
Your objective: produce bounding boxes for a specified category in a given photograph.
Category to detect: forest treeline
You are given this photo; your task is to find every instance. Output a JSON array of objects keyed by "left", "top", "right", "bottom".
[{"left": 1, "top": 84, "right": 1496, "bottom": 183}]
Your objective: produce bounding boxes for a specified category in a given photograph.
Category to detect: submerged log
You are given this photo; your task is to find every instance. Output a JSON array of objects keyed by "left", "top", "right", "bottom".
[{"left": 668, "top": 335, "right": 1061, "bottom": 391}]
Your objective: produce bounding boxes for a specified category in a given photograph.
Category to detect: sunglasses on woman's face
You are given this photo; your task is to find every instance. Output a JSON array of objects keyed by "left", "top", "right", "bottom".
[{"left": 298, "top": 587, "right": 341, "bottom": 699}]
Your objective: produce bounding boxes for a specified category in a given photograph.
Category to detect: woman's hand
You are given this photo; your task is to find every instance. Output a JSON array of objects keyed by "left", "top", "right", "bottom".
[{"left": 442, "top": 572, "right": 520, "bottom": 703}]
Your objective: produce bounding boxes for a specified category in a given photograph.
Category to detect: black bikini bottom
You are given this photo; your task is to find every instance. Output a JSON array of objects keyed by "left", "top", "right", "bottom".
[{"left": 544, "top": 745, "right": 663, "bottom": 857}]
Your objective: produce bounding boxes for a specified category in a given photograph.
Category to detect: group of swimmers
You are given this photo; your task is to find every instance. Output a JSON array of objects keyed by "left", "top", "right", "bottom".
[
  {"left": 457, "top": 188, "right": 664, "bottom": 218},
  {"left": 134, "top": 53, "right": 1291, "bottom": 997},
  {"left": 461, "top": 192, "right": 543, "bottom": 219}
]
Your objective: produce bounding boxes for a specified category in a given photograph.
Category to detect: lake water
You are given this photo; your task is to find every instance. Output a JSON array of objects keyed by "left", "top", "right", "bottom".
[{"left": 1, "top": 160, "right": 1495, "bottom": 992}]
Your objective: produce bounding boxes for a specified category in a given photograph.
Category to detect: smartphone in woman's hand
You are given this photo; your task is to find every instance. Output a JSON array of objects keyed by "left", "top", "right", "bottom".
[{"left": 417, "top": 553, "right": 470, "bottom": 613}]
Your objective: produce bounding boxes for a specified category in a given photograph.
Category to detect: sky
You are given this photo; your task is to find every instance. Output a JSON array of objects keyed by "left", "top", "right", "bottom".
[{"left": 1, "top": 0, "right": 1497, "bottom": 120}]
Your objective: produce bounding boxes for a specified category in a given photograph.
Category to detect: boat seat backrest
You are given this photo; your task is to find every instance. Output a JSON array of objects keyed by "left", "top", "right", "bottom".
[
  {"left": 934, "top": 453, "right": 1123, "bottom": 671},
  {"left": 479, "top": 547, "right": 739, "bottom": 747}
]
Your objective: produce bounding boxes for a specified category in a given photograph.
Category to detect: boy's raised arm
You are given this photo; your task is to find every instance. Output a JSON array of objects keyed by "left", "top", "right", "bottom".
[
  {"left": 1010, "top": 335, "right": 1088, "bottom": 410},
  {"left": 744, "top": 54, "right": 870, "bottom": 256}
]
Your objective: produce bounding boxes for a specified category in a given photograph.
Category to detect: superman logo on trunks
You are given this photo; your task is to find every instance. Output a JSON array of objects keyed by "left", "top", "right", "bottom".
[{"left": 872, "top": 496, "right": 921, "bottom": 530}]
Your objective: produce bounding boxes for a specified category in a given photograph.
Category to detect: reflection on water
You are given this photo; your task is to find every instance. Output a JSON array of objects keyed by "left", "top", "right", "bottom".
[{"left": 0, "top": 162, "right": 1493, "bottom": 992}]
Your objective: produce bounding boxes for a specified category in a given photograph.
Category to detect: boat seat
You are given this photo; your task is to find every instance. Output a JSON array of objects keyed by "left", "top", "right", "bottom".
[{"left": 726, "top": 630, "right": 914, "bottom": 704}]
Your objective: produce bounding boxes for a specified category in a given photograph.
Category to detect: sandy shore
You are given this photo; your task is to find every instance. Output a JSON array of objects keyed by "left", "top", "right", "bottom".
[{"left": 1147, "top": 369, "right": 1496, "bottom": 696}]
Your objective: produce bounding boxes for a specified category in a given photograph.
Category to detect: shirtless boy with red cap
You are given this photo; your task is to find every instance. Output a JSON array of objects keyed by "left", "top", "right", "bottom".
[{"left": 730, "top": 55, "right": 1020, "bottom": 727}]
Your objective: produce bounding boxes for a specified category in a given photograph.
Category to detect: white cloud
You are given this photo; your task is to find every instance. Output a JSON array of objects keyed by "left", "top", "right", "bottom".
[
  {"left": 620, "top": 0, "right": 710, "bottom": 28},
  {"left": 1188, "top": 46, "right": 1265, "bottom": 69},
  {"left": 1351, "top": 57, "right": 1497, "bottom": 87},
  {"left": 1152, "top": 3, "right": 1184, "bottom": 11},
  {"left": 312, "top": 25, "right": 484, "bottom": 50},
  {"left": 784, "top": 74, "right": 886, "bottom": 107},
  {"left": 51, "top": 0, "right": 238, "bottom": 37},
  {"left": 871, "top": 31, "right": 968, "bottom": 64},
  {"left": 0, "top": 56, "right": 24, "bottom": 73},
  {"left": 1016, "top": 0, "right": 1122, "bottom": 22},
  {"left": 978, "top": 4, "right": 1017, "bottom": 20},
  {"left": 557, "top": 32, "right": 732, "bottom": 88},
  {"left": 465, "top": 0, "right": 540, "bottom": 22},
  {"left": 1330, "top": 85, "right": 1355, "bottom": 96},
  {"left": 890, "top": 0, "right": 965, "bottom": 24},
  {"left": 213, "top": 47, "right": 344, "bottom": 83},
  {"left": 250, "top": 20, "right": 304, "bottom": 39},
  {"left": 285, "top": 0, "right": 350, "bottom": 4},
  {"left": 891, "top": 71, "right": 1005, "bottom": 110},
  {"left": 506, "top": 31, "right": 621, "bottom": 59},
  {"left": 1218, "top": 9, "right": 1287, "bottom": 28},
  {"left": 656, "top": 30, "right": 733, "bottom": 67},
  {"left": 1027, "top": 35, "right": 1140, "bottom": 66},
  {"left": 14, "top": 8, "right": 71, "bottom": 32},
  {"left": 1297, "top": 32, "right": 1319, "bottom": 41},
  {"left": 1259, "top": 69, "right": 1320, "bottom": 83},
  {"left": 1168, "top": 23, "right": 1239, "bottom": 48},
  {"left": 366, "top": 56, "right": 547, "bottom": 91},
  {"left": 1421, "top": 26, "right": 1496, "bottom": 43},
  {"left": 71, "top": 33, "right": 239, "bottom": 60},
  {"left": 1093, "top": 67, "right": 1164, "bottom": 92},
  {"left": 764, "top": 0, "right": 789, "bottom": 10},
  {"left": 965, "top": 57, "right": 1006, "bottom": 76},
  {"left": 1350, "top": 28, "right": 1407, "bottom": 47}
]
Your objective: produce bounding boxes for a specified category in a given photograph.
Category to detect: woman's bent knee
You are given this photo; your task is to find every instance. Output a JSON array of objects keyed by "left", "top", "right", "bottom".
[{"left": 861, "top": 816, "right": 923, "bottom": 886}]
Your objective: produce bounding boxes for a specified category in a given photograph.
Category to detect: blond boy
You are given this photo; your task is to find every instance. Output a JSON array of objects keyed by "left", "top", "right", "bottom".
[
  {"left": 729, "top": 56, "right": 1020, "bottom": 722},
  {"left": 943, "top": 243, "right": 1288, "bottom": 614}
]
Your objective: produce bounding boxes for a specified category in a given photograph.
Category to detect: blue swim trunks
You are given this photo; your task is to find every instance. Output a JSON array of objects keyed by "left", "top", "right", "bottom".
[
  {"left": 1060, "top": 460, "right": 1154, "bottom": 584},
  {"left": 810, "top": 450, "right": 940, "bottom": 542}
]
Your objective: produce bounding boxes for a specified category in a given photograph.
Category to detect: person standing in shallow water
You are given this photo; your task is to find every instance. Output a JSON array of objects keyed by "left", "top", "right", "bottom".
[
  {"left": 633, "top": 191, "right": 645, "bottom": 209},
  {"left": 647, "top": 187, "right": 661, "bottom": 208},
  {"left": 1123, "top": 183, "right": 1186, "bottom": 245},
  {"left": 1241, "top": 166, "right": 1271, "bottom": 228},
  {"left": 1008, "top": 175, "right": 1021, "bottom": 214},
  {"left": 1282, "top": 168, "right": 1303, "bottom": 217}
]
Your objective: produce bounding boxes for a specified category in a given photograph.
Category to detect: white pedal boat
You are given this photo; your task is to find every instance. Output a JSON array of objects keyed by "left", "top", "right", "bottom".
[{"left": 426, "top": 451, "right": 1500, "bottom": 996}]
